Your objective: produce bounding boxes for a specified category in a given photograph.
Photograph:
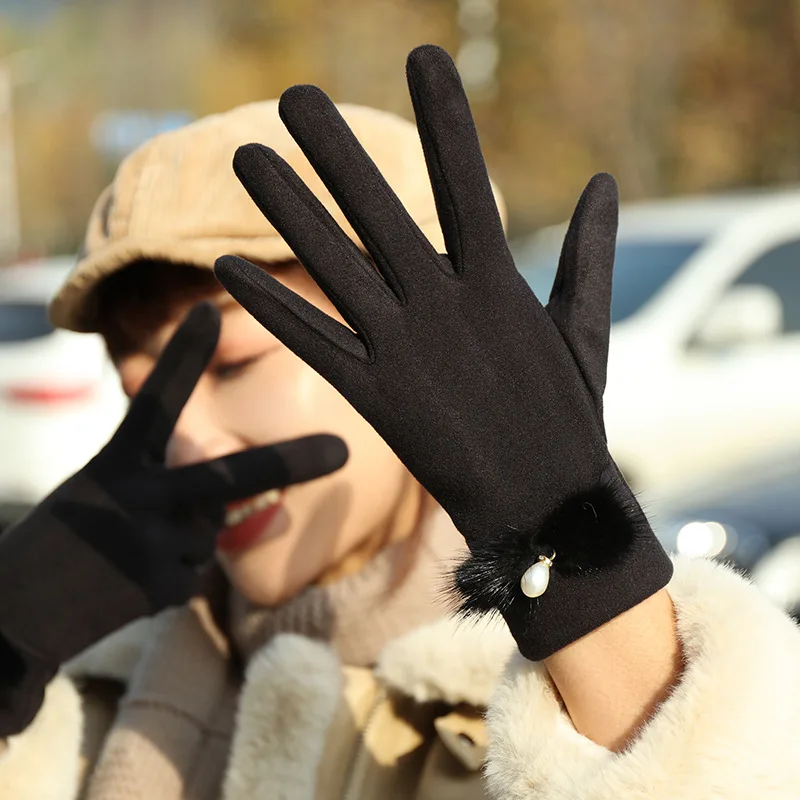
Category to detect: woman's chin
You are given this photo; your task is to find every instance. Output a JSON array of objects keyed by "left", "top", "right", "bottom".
[{"left": 219, "top": 554, "right": 292, "bottom": 606}]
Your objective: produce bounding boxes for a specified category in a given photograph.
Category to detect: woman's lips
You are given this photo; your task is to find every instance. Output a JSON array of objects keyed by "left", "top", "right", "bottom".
[{"left": 218, "top": 489, "right": 285, "bottom": 553}]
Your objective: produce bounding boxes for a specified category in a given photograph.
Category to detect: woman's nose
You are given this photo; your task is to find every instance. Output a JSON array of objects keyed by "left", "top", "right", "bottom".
[{"left": 165, "top": 395, "right": 241, "bottom": 468}]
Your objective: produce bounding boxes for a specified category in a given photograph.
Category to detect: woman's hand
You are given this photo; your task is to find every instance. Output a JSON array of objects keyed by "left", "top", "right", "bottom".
[
  {"left": 0, "top": 302, "right": 347, "bottom": 736},
  {"left": 215, "top": 45, "right": 672, "bottom": 664}
]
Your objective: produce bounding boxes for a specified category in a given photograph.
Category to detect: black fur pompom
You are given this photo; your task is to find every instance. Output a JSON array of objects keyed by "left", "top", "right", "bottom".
[{"left": 452, "top": 468, "right": 651, "bottom": 619}]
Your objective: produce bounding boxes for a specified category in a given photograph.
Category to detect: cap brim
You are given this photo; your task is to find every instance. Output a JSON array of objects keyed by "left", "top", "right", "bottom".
[{"left": 50, "top": 218, "right": 446, "bottom": 333}]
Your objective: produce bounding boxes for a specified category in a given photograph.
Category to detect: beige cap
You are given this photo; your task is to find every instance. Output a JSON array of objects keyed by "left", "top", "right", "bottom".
[{"left": 50, "top": 100, "right": 453, "bottom": 332}]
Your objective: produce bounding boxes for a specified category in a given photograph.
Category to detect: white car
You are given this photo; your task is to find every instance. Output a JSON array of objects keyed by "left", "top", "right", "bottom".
[
  {"left": 0, "top": 258, "right": 126, "bottom": 524},
  {"left": 515, "top": 189, "right": 800, "bottom": 492}
]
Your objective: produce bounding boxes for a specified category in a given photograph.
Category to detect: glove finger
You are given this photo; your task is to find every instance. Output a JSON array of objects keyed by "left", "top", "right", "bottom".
[
  {"left": 215, "top": 255, "right": 369, "bottom": 374},
  {"left": 278, "top": 84, "right": 443, "bottom": 300},
  {"left": 164, "top": 434, "right": 349, "bottom": 505},
  {"left": 176, "top": 514, "right": 220, "bottom": 567},
  {"left": 233, "top": 143, "right": 396, "bottom": 333},
  {"left": 405, "top": 45, "right": 508, "bottom": 274},
  {"left": 115, "top": 302, "right": 220, "bottom": 462},
  {"left": 546, "top": 173, "right": 619, "bottom": 412},
  {"left": 151, "top": 562, "right": 203, "bottom": 607}
]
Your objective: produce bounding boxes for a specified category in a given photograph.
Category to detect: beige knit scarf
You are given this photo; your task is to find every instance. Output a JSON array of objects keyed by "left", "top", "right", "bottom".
[{"left": 85, "top": 512, "right": 462, "bottom": 800}]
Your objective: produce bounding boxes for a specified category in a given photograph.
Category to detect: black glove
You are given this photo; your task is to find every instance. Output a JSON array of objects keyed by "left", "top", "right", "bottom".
[
  {"left": 0, "top": 302, "right": 347, "bottom": 736},
  {"left": 215, "top": 45, "right": 673, "bottom": 663}
]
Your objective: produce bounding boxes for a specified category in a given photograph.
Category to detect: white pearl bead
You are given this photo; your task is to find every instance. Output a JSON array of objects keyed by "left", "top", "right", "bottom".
[{"left": 520, "top": 560, "right": 551, "bottom": 598}]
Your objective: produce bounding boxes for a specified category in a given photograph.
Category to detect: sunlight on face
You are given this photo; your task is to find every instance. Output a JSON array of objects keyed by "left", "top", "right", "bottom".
[{"left": 117, "top": 263, "right": 415, "bottom": 605}]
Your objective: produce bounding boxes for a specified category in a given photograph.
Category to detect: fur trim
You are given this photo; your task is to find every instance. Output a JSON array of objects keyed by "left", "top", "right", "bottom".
[
  {"left": 453, "top": 471, "right": 647, "bottom": 618},
  {"left": 63, "top": 617, "right": 156, "bottom": 683},
  {"left": 376, "top": 614, "right": 515, "bottom": 707},
  {"left": 222, "top": 634, "right": 343, "bottom": 800},
  {"left": 0, "top": 675, "right": 83, "bottom": 800},
  {"left": 485, "top": 556, "right": 800, "bottom": 800}
]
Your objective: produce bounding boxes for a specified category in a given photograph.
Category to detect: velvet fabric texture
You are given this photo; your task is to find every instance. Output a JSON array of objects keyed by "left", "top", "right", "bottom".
[
  {"left": 215, "top": 45, "right": 673, "bottom": 661},
  {"left": 0, "top": 305, "right": 347, "bottom": 737}
]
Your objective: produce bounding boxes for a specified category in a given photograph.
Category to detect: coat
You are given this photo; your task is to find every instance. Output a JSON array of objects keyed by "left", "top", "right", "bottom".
[{"left": 1, "top": 555, "right": 799, "bottom": 799}]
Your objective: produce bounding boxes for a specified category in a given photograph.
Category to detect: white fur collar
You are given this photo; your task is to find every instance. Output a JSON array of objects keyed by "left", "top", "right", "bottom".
[
  {"left": 221, "top": 612, "right": 515, "bottom": 800},
  {"left": 223, "top": 634, "right": 343, "bottom": 800},
  {"left": 376, "top": 612, "right": 516, "bottom": 706},
  {"left": 221, "top": 613, "right": 515, "bottom": 800}
]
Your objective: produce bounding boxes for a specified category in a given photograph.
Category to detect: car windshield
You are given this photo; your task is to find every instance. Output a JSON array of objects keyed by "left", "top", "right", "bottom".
[
  {"left": 0, "top": 303, "right": 55, "bottom": 343},
  {"left": 516, "top": 238, "right": 705, "bottom": 323}
]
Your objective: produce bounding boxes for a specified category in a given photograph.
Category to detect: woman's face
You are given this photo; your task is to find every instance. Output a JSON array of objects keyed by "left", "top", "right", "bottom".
[{"left": 116, "top": 263, "right": 417, "bottom": 605}]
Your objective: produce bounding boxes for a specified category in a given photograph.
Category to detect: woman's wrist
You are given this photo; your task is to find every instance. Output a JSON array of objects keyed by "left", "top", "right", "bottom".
[{"left": 543, "top": 587, "right": 682, "bottom": 751}]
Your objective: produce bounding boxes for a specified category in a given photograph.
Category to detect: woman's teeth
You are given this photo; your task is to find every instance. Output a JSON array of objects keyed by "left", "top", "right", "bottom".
[{"left": 225, "top": 488, "right": 281, "bottom": 527}]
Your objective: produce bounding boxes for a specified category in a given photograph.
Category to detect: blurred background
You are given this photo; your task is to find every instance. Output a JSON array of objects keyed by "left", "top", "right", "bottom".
[{"left": 1, "top": 0, "right": 799, "bottom": 613}]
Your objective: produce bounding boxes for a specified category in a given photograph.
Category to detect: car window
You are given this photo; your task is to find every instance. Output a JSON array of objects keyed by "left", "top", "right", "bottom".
[
  {"left": 0, "top": 303, "right": 54, "bottom": 343},
  {"left": 516, "top": 239, "right": 704, "bottom": 324},
  {"left": 734, "top": 240, "right": 800, "bottom": 333}
]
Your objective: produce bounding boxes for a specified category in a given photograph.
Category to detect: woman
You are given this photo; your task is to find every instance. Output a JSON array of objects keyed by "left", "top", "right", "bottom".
[{"left": 1, "top": 46, "right": 798, "bottom": 800}]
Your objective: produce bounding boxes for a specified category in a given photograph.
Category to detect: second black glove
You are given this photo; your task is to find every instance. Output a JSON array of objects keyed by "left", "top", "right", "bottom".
[{"left": 0, "top": 302, "right": 348, "bottom": 736}]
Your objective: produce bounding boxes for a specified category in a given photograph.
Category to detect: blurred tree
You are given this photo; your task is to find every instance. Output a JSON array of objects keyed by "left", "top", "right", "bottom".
[
  {"left": 2, "top": 0, "right": 800, "bottom": 258},
  {"left": 673, "top": 0, "right": 800, "bottom": 191}
]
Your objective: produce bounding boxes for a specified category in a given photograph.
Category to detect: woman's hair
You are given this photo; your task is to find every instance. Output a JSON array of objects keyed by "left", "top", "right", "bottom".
[{"left": 94, "top": 261, "right": 223, "bottom": 361}]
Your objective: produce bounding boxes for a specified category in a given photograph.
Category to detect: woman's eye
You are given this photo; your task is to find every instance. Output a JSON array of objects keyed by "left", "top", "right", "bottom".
[{"left": 213, "top": 354, "right": 263, "bottom": 380}]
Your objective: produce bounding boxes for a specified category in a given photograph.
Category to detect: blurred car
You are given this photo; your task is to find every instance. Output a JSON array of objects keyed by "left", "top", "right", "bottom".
[
  {"left": 0, "top": 258, "right": 126, "bottom": 525},
  {"left": 515, "top": 188, "right": 800, "bottom": 491},
  {"left": 647, "top": 449, "right": 800, "bottom": 615},
  {"left": 648, "top": 449, "right": 800, "bottom": 568}
]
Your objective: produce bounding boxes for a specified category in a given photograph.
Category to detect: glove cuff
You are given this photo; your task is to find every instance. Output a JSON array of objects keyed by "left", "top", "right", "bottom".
[{"left": 453, "top": 469, "right": 674, "bottom": 661}]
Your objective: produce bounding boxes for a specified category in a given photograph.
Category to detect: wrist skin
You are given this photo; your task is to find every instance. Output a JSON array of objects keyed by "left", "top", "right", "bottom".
[{"left": 543, "top": 586, "right": 682, "bottom": 751}]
